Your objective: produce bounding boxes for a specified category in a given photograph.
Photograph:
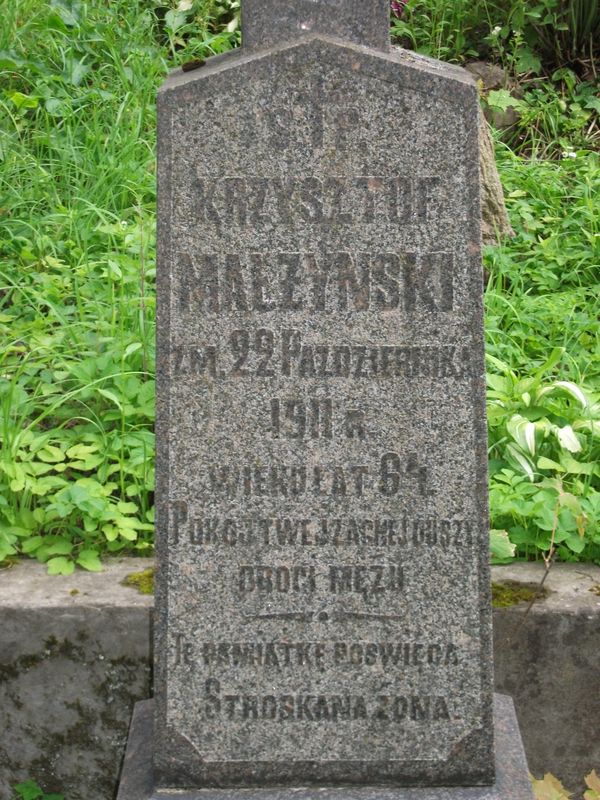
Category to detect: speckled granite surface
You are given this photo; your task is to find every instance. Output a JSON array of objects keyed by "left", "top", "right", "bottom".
[{"left": 150, "top": 0, "right": 494, "bottom": 790}]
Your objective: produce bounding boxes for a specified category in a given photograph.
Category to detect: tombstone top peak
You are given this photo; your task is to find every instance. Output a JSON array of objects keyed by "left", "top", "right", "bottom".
[{"left": 242, "top": 0, "right": 390, "bottom": 52}]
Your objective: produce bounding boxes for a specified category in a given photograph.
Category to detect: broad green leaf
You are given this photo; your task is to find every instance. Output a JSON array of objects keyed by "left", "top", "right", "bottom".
[
  {"left": 117, "top": 526, "right": 138, "bottom": 541},
  {"left": 560, "top": 455, "right": 594, "bottom": 475},
  {"left": 506, "top": 444, "right": 535, "bottom": 482},
  {"left": 47, "top": 556, "right": 75, "bottom": 576},
  {"left": 117, "top": 501, "right": 138, "bottom": 515},
  {"left": 490, "top": 529, "right": 516, "bottom": 561},
  {"left": 486, "top": 373, "right": 510, "bottom": 393},
  {"left": 98, "top": 388, "right": 123, "bottom": 411},
  {"left": 573, "top": 420, "right": 600, "bottom": 438},
  {"left": 537, "top": 381, "right": 589, "bottom": 409},
  {"left": 9, "top": 91, "right": 39, "bottom": 110},
  {"left": 585, "top": 97, "right": 600, "bottom": 114},
  {"left": 507, "top": 414, "right": 537, "bottom": 455},
  {"left": 555, "top": 425, "right": 582, "bottom": 453},
  {"left": 77, "top": 549, "right": 103, "bottom": 572},
  {"left": 66, "top": 444, "right": 100, "bottom": 459},
  {"left": 515, "top": 47, "right": 542, "bottom": 75},
  {"left": 537, "top": 457, "right": 565, "bottom": 472},
  {"left": 38, "top": 445, "right": 66, "bottom": 463},
  {"left": 45, "top": 538, "right": 73, "bottom": 556},
  {"left": 21, "top": 536, "right": 45, "bottom": 554},
  {"left": 49, "top": 0, "right": 81, "bottom": 27},
  {"left": 102, "top": 524, "right": 119, "bottom": 542},
  {"left": 124, "top": 342, "right": 142, "bottom": 358},
  {"left": 485, "top": 353, "right": 512, "bottom": 374},
  {"left": 564, "top": 533, "right": 586, "bottom": 553},
  {"left": 487, "top": 89, "right": 521, "bottom": 112},
  {"left": 13, "top": 780, "right": 43, "bottom": 800}
]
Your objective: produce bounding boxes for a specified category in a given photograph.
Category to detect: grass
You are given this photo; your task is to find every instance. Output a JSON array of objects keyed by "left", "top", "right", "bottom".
[{"left": 0, "top": 0, "right": 598, "bottom": 570}]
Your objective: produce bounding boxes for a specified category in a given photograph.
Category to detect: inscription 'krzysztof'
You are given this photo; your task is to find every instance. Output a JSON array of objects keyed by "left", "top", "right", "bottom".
[{"left": 193, "top": 175, "right": 443, "bottom": 226}]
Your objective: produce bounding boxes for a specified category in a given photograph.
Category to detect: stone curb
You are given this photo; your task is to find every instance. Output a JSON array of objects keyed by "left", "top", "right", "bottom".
[{"left": 1, "top": 559, "right": 598, "bottom": 800}]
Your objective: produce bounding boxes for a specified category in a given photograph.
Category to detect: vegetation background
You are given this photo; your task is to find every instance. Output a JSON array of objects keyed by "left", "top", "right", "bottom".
[{"left": 0, "top": 0, "right": 598, "bottom": 576}]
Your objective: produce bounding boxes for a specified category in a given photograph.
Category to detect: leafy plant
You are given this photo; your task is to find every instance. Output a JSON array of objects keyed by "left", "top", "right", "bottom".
[
  {"left": 0, "top": 0, "right": 598, "bottom": 571},
  {"left": 12, "top": 780, "right": 64, "bottom": 800},
  {"left": 486, "top": 348, "right": 600, "bottom": 562}
]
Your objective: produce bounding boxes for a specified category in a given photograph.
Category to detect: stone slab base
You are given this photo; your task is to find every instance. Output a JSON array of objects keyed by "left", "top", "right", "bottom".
[{"left": 117, "top": 694, "right": 532, "bottom": 800}]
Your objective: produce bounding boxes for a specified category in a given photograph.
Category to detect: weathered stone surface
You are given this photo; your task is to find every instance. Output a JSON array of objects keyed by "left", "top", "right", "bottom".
[
  {"left": 154, "top": 7, "right": 493, "bottom": 788},
  {"left": 478, "top": 110, "right": 514, "bottom": 244},
  {"left": 3, "top": 561, "right": 597, "bottom": 799},
  {"left": 0, "top": 558, "right": 153, "bottom": 800},
  {"left": 242, "top": 0, "right": 390, "bottom": 51},
  {"left": 493, "top": 563, "right": 600, "bottom": 800},
  {"left": 118, "top": 695, "right": 532, "bottom": 800},
  {"left": 464, "top": 62, "right": 506, "bottom": 91}
]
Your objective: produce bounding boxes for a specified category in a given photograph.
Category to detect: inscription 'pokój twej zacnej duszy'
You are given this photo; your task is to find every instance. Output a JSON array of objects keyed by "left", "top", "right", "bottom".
[{"left": 116, "top": 3, "right": 533, "bottom": 798}]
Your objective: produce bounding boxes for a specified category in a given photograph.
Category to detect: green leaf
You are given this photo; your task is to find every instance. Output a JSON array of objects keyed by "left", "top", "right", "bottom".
[
  {"left": 117, "top": 501, "right": 138, "bottom": 514},
  {"left": 45, "top": 97, "right": 68, "bottom": 116},
  {"left": 507, "top": 414, "right": 537, "bottom": 455},
  {"left": 506, "top": 444, "right": 535, "bottom": 482},
  {"left": 584, "top": 770, "right": 600, "bottom": 800},
  {"left": 38, "top": 445, "right": 66, "bottom": 463},
  {"left": 585, "top": 96, "right": 600, "bottom": 114},
  {"left": 77, "top": 549, "right": 103, "bottom": 572},
  {"left": 560, "top": 455, "right": 595, "bottom": 475},
  {"left": 9, "top": 91, "right": 39, "bottom": 110},
  {"left": 490, "top": 529, "right": 516, "bottom": 561},
  {"left": 531, "top": 771, "right": 572, "bottom": 799},
  {"left": 486, "top": 89, "right": 521, "bottom": 112},
  {"left": 537, "top": 457, "right": 565, "bottom": 472},
  {"left": 537, "top": 381, "right": 589, "bottom": 408},
  {"left": 13, "top": 780, "right": 43, "bottom": 800},
  {"left": 164, "top": 9, "right": 188, "bottom": 31},
  {"left": 45, "top": 538, "right": 74, "bottom": 556},
  {"left": 555, "top": 425, "right": 582, "bottom": 453},
  {"left": 49, "top": 0, "right": 81, "bottom": 27},
  {"left": 98, "top": 388, "right": 123, "bottom": 411},
  {"left": 66, "top": 444, "right": 99, "bottom": 459},
  {"left": 21, "top": 536, "right": 45, "bottom": 554},
  {"left": 47, "top": 556, "right": 75, "bottom": 576},
  {"left": 515, "top": 47, "right": 542, "bottom": 75}
]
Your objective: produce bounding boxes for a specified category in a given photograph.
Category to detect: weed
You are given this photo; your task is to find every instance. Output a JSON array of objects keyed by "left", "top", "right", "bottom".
[
  {"left": 12, "top": 779, "right": 64, "bottom": 800},
  {"left": 0, "top": 1, "right": 598, "bottom": 570}
]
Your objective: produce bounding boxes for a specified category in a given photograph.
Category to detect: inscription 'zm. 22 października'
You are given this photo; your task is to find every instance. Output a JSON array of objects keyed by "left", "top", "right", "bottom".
[{"left": 153, "top": 1, "right": 494, "bottom": 790}]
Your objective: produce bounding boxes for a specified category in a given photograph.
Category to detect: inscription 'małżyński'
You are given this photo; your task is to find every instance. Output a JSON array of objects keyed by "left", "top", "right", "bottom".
[{"left": 155, "top": 35, "right": 492, "bottom": 788}]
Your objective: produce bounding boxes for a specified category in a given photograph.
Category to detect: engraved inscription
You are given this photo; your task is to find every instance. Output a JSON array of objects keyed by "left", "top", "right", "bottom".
[
  {"left": 173, "top": 511, "right": 475, "bottom": 550},
  {"left": 172, "top": 336, "right": 475, "bottom": 380},
  {"left": 192, "top": 176, "right": 443, "bottom": 226},
  {"left": 176, "top": 251, "right": 454, "bottom": 314},
  {"left": 199, "top": 680, "right": 453, "bottom": 724}
]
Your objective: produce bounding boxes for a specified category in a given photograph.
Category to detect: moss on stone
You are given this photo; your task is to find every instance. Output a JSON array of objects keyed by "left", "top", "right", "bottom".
[
  {"left": 590, "top": 584, "right": 600, "bottom": 597},
  {"left": 122, "top": 567, "right": 155, "bottom": 595},
  {"left": 492, "top": 580, "right": 548, "bottom": 608}
]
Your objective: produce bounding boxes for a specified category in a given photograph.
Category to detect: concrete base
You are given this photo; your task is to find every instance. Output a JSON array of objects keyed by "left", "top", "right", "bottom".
[
  {"left": 3, "top": 561, "right": 597, "bottom": 799},
  {"left": 117, "top": 694, "right": 532, "bottom": 800}
]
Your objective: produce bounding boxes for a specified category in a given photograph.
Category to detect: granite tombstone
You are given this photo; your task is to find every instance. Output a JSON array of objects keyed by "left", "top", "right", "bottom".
[{"left": 118, "top": 2, "right": 533, "bottom": 798}]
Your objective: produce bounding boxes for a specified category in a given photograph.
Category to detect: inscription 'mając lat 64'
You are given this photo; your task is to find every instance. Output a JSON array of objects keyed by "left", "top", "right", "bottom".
[{"left": 152, "top": 3, "right": 495, "bottom": 791}]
